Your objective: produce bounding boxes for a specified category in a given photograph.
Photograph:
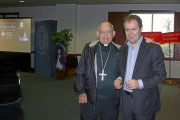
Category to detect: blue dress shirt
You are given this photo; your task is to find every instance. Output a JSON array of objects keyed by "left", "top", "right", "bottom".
[{"left": 118, "top": 36, "right": 144, "bottom": 92}]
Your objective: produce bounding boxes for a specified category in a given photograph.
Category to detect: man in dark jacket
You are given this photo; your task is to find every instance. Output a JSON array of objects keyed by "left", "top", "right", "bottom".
[
  {"left": 114, "top": 15, "right": 167, "bottom": 120},
  {"left": 74, "top": 22, "right": 121, "bottom": 120},
  {"left": 74, "top": 22, "right": 153, "bottom": 120}
]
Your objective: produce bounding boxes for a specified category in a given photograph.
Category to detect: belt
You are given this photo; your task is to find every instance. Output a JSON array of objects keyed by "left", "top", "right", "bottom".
[{"left": 124, "top": 91, "right": 133, "bottom": 97}]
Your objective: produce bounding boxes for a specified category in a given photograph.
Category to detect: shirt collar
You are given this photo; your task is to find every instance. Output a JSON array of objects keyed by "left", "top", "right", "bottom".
[{"left": 127, "top": 36, "right": 143, "bottom": 48}]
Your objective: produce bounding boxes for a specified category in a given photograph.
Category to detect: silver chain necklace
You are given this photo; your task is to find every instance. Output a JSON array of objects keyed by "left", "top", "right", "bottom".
[{"left": 99, "top": 43, "right": 111, "bottom": 81}]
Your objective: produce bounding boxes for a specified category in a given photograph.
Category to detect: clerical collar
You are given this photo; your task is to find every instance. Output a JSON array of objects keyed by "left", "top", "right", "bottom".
[{"left": 99, "top": 42, "right": 111, "bottom": 53}]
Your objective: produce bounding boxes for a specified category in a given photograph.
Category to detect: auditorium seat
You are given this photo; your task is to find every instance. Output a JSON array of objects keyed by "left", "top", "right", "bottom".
[
  {"left": 0, "top": 103, "right": 23, "bottom": 120},
  {"left": 0, "top": 68, "right": 24, "bottom": 120},
  {"left": 0, "top": 68, "right": 17, "bottom": 75},
  {"left": 0, "top": 85, "right": 22, "bottom": 104},
  {"left": 67, "top": 56, "right": 78, "bottom": 77},
  {"left": 0, "top": 74, "right": 20, "bottom": 86}
]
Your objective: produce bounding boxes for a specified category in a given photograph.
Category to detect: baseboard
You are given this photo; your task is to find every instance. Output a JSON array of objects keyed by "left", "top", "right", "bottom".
[{"left": 165, "top": 78, "right": 180, "bottom": 82}]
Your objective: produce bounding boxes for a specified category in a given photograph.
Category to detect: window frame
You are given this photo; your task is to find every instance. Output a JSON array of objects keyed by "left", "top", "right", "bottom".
[{"left": 129, "top": 10, "right": 180, "bottom": 60}]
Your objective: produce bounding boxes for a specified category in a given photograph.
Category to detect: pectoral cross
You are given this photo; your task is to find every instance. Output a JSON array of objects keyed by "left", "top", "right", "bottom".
[{"left": 99, "top": 70, "right": 107, "bottom": 81}]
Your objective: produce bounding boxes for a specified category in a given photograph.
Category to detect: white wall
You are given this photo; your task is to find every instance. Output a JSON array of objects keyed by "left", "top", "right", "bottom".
[
  {"left": 56, "top": 4, "right": 78, "bottom": 53},
  {"left": 0, "top": 4, "right": 180, "bottom": 78}
]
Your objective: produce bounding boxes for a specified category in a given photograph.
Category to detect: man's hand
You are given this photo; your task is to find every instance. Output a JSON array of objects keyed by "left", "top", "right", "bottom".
[
  {"left": 114, "top": 79, "right": 123, "bottom": 89},
  {"left": 145, "top": 37, "right": 154, "bottom": 43},
  {"left": 125, "top": 79, "right": 139, "bottom": 90},
  {"left": 78, "top": 93, "right": 87, "bottom": 104}
]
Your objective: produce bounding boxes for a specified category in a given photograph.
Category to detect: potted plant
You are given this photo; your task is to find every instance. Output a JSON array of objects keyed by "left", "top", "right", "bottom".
[{"left": 51, "top": 28, "right": 73, "bottom": 56}]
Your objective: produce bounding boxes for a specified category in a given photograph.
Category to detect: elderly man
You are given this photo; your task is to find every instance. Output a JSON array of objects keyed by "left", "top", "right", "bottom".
[{"left": 74, "top": 22, "right": 153, "bottom": 120}]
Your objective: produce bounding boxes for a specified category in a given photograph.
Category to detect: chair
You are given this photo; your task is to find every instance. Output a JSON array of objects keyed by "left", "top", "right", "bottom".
[
  {"left": 67, "top": 56, "right": 78, "bottom": 77},
  {"left": 0, "top": 74, "right": 20, "bottom": 86},
  {"left": 0, "top": 68, "right": 24, "bottom": 120},
  {"left": 0, "top": 68, "right": 17, "bottom": 75},
  {"left": 0, "top": 103, "right": 23, "bottom": 120},
  {"left": 0, "top": 84, "right": 22, "bottom": 104}
]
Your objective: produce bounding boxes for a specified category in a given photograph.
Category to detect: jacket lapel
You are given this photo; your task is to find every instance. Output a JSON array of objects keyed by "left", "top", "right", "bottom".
[
  {"left": 133, "top": 38, "right": 147, "bottom": 72},
  {"left": 122, "top": 45, "right": 128, "bottom": 77}
]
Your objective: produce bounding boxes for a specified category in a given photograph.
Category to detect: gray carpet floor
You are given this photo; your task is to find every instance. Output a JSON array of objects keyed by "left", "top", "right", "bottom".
[{"left": 19, "top": 72, "right": 180, "bottom": 120}]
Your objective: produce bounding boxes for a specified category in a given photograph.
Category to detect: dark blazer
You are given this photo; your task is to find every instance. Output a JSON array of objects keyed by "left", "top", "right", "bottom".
[{"left": 118, "top": 38, "right": 167, "bottom": 116}]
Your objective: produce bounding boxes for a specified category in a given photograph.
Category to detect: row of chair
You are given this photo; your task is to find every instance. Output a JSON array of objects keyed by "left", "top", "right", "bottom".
[{"left": 0, "top": 68, "right": 24, "bottom": 120}]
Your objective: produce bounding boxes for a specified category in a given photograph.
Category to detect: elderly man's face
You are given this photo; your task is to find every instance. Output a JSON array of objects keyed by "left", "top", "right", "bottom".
[{"left": 97, "top": 22, "right": 115, "bottom": 44}]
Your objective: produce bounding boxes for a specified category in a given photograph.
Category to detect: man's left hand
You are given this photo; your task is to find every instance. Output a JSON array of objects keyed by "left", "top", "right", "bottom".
[
  {"left": 125, "top": 79, "right": 139, "bottom": 90},
  {"left": 145, "top": 37, "right": 154, "bottom": 43}
]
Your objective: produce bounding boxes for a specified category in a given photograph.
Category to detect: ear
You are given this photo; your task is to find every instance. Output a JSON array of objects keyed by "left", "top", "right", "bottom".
[
  {"left": 113, "top": 31, "right": 116, "bottom": 38},
  {"left": 96, "top": 31, "right": 99, "bottom": 38},
  {"left": 140, "top": 26, "right": 143, "bottom": 32}
]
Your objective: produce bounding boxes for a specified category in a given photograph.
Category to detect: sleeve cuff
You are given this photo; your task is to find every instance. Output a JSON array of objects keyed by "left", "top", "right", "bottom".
[
  {"left": 138, "top": 79, "right": 144, "bottom": 89},
  {"left": 116, "top": 76, "right": 122, "bottom": 80}
]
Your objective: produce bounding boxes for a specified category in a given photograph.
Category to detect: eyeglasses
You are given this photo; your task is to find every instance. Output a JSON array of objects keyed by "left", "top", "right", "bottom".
[{"left": 99, "top": 30, "right": 112, "bottom": 35}]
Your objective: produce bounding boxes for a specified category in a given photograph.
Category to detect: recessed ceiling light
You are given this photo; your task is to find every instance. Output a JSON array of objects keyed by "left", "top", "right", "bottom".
[{"left": 19, "top": 1, "right": 24, "bottom": 2}]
